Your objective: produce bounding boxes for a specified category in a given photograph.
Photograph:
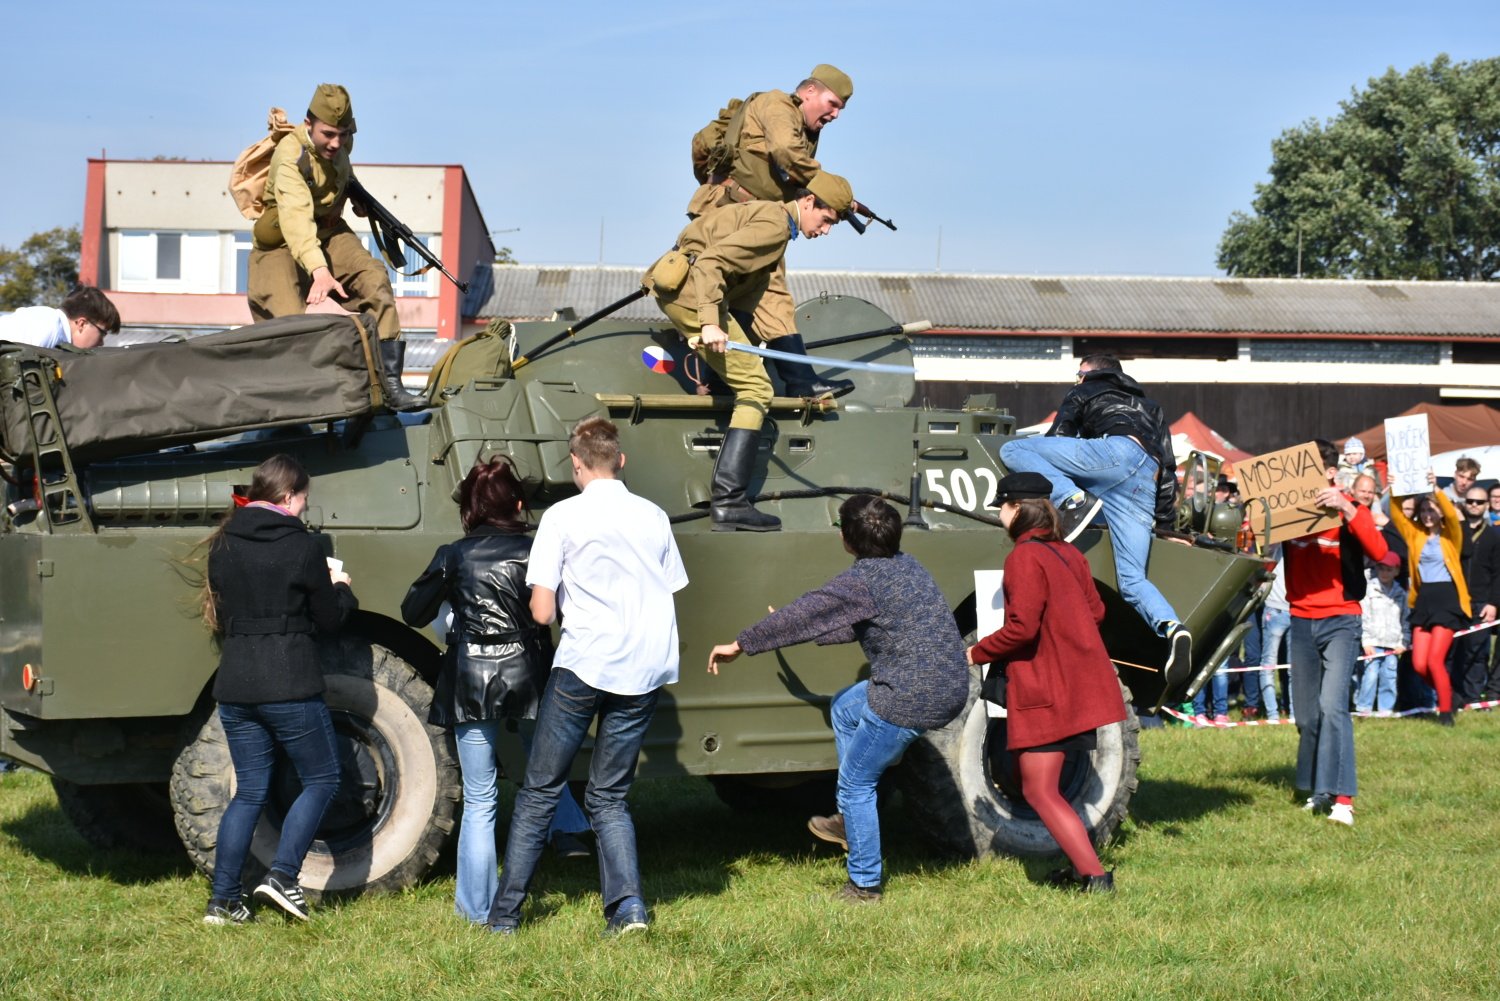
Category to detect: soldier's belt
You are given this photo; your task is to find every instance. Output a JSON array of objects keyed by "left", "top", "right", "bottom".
[{"left": 710, "top": 175, "right": 757, "bottom": 204}]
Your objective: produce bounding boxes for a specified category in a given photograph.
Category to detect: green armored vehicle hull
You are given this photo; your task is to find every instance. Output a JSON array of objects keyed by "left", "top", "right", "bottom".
[{"left": 0, "top": 296, "right": 1265, "bottom": 895}]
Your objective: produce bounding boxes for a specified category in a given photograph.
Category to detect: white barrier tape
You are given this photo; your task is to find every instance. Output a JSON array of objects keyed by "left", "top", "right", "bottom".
[
  {"left": 1221, "top": 664, "right": 1290, "bottom": 673},
  {"left": 1163, "top": 699, "right": 1499, "bottom": 728},
  {"left": 723, "top": 340, "right": 918, "bottom": 374},
  {"left": 1454, "top": 618, "right": 1500, "bottom": 639}
]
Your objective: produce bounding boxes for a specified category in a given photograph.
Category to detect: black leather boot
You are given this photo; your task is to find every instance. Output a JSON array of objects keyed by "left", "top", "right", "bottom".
[
  {"left": 377, "top": 340, "right": 426, "bottom": 412},
  {"left": 769, "top": 334, "right": 855, "bottom": 398},
  {"left": 710, "top": 428, "right": 781, "bottom": 532}
]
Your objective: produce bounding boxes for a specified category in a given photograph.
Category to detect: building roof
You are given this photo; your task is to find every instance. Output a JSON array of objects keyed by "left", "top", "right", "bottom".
[{"left": 472, "top": 265, "right": 1500, "bottom": 339}]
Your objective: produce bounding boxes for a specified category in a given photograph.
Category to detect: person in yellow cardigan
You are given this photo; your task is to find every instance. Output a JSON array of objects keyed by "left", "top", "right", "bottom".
[{"left": 1389, "top": 471, "right": 1470, "bottom": 726}]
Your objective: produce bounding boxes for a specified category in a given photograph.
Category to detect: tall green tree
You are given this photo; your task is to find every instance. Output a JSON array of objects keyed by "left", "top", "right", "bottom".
[
  {"left": 0, "top": 226, "right": 82, "bottom": 311},
  {"left": 1218, "top": 55, "right": 1500, "bottom": 280}
]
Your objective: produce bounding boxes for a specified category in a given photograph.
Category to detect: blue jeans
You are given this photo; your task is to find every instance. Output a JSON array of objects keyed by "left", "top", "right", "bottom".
[
  {"left": 1000, "top": 435, "right": 1178, "bottom": 634},
  {"left": 1193, "top": 665, "right": 1229, "bottom": 717},
  {"left": 1355, "top": 651, "right": 1398, "bottom": 713},
  {"left": 211, "top": 698, "right": 340, "bottom": 901},
  {"left": 452, "top": 721, "right": 591, "bottom": 924},
  {"left": 489, "top": 668, "right": 658, "bottom": 928},
  {"left": 1257, "top": 606, "right": 1289, "bottom": 720},
  {"left": 831, "top": 681, "right": 923, "bottom": 888},
  {"left": 1290, "top": 615, "right": 1360, "bottom": 798}
]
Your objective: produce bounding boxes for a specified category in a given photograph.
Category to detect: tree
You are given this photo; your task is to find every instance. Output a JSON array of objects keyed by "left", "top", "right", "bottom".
[
  {"left": 1218, "top": 56, "right": 1500, "bottom": 281},
  {"left": 0, "top": 226, "right": 82, "bottom": 311}
]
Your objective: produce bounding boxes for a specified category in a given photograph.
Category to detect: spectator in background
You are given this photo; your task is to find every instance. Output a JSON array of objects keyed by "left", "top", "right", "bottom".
[
  {"left": 1337, "top": 438, "right": 1375, "bottom": 491},
  {"left": 1451, "top": 487, "right": 1494, "bottom": 706},
  {"left": 1357, "top": 552, "right": 1408, "bottom": 715},
  {"left": 1284, "top": 439, "right": 1387, "bottom": 828},
  {"left": 1350, "top": 474, "right": 1379, "bottom": 512},
  {"left": 1253, "top": 547, "right": 1288, "bottom": 723},
  {"left": 1466, "top": 519, "right": 1500, "bottom": 702},
  {"left": 1487, "top": 483, "right": 1500, "bottom": 527},
  {"left": 0, "top": 285, "right": 120, "bottom": 349},
  {"left": 1388, "top": 476, "right": 1467, "bottom": 727},
  {"left": 1443, "top": 457, "right": 1480, "bottom": 506}
]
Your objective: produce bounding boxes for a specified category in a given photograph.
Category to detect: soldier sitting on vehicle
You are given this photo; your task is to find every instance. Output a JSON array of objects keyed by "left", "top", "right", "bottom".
[
  {"left": 687, "top": 65, "right": 859, "bottom": 399},
  {"left": 646, "top": 171, "right": 858, "bottom": 532},
  {"left": 247, "top": 83, "right": 420, "bottom": 410}
]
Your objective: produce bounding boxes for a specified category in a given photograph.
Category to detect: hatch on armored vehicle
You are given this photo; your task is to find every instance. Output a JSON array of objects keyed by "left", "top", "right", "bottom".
[{"left": 1, "top": 297, "right": 1266, "bottom": 894}]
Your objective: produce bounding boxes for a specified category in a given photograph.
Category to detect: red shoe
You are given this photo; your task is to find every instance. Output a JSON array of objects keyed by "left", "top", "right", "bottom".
[{"left": 1241, "top": 707, "right": 1261, "bottom": 721}]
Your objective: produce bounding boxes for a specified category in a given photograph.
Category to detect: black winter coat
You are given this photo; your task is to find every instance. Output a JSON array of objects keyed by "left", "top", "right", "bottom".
[
  {"left": 401, "top": 528, "right": 553, "bottom": 727},
  {"left": 209, "top": 505, "right": 358, "bottom": 704},
  {"left": 1048, "top": 369, "right": 1177, "bottom": 528}
]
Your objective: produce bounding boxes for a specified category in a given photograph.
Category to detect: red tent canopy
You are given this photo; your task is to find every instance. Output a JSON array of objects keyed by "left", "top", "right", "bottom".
[
  {"left": 1344, "top": 403, "right": 1500, "bottom": 462},
  {"left": 1170, "top": 411, "right": 1253, "bottom": 466}
]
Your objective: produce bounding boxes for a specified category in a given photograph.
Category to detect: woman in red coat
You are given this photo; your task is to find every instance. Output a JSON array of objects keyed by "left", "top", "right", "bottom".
[{"left": 968, "top": 472, "right": 1127, "bottom": 892}]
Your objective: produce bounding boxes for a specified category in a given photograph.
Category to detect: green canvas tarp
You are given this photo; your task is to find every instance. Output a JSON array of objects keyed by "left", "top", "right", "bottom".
[{"left": 1, "top": 313, "right": 382, "bottom": 465}]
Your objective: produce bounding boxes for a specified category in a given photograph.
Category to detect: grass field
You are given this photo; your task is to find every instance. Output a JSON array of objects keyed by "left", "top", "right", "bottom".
[{"left": 2, "top": 711, "right": 1498, "bottom": 1001}]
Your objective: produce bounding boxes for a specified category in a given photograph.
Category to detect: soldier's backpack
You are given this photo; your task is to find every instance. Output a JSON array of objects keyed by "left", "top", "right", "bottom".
[
  {"left": 690, "top": 93, "right": 759, "bottom": 183},
  {"left": 423, "top": 319, "right": 515, "bottom": 405},
  {"left": 228, "top": 107, "right": 295, "bottom": 221}
]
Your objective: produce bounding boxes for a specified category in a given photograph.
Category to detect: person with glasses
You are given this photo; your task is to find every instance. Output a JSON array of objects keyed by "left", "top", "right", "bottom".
[
  {"left": 1450, "top": 487, "right": 1494, "bottom": 706},
  {"left": 1488, "top": 484, "right": 1500, "bottom": 528},
  {"left": 999, "top": 354, "right": 1192, "bottom": 689},
  {"left": 0, "top": 285, "right": 120, "bottom": 349}
]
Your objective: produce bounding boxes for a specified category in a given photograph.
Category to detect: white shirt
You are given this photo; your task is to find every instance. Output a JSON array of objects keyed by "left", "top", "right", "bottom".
[
  {"left": 0, "top": 306, "right": 72, "bottom": 348},
  {"left": 527, "top": 478, "right": 688, "bottom": 695}
]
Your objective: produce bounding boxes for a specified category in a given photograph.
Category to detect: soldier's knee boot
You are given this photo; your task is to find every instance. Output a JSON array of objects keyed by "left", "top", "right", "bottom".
[
  {"left": 377, "top": 340, "right": 426, "bottom": 412},
  {"left": 710, "top": 427, "right": 780, "bottom": 532},
  {"left": 770, "top": 334, "right": 854, "bottom": 399}
]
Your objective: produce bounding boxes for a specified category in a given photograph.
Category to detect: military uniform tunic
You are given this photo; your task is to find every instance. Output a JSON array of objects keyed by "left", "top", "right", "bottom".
[
  {"left": 247, "top": 125, "right": 401, "bottom": 340},
  {"left": 686, "top": 90, "right": 824, "bottom": 343},
  {"left": 648, "top": 201, "right": 801, "bottom": 431}
]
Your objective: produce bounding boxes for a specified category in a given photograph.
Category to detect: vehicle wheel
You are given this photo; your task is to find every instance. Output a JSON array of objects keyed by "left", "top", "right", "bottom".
[
  {"left": 169, "top": 639, "right": 461, "bottom": 897},
  {"left": 51, "top": 779, "right": 181, "bottom": 854},
  {"left": 897, "top": 675, "right": 1140, "bottom": 858}
]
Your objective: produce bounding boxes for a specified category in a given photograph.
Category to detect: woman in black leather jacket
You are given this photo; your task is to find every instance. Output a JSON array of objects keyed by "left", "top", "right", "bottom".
[{"left": 401, "top": 458, "right": 589, "bottom": 923}]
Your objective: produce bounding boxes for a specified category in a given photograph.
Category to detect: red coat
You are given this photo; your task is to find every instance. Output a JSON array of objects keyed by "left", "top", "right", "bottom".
[{"left": 970, "top": 529, "right": 1126, "bottom": 749}]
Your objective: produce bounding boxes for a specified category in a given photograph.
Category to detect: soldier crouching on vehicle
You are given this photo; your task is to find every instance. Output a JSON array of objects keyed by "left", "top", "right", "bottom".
[
  {"left": 646, "top": 172, "right": 857, "bottom": 532},
  {"left": 247, "top": 83, "right": 420, "bottom": 409},
  {"left": 687, "top": 65, "right": 859, "bottom": 399}
]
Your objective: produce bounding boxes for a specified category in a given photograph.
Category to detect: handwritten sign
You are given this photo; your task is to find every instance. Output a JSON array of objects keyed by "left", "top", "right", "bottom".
[
  {"left": 1236, "top": 441, "right": 1338, "bottom": 544},
  {"left": 1384, "top": 414, "right": 1431, "bottom": 496}
]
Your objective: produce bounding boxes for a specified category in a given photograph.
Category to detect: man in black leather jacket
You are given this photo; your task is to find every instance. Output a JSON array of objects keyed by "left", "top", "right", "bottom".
[{"left": 1000, "top": 354, "right": 1192, "bottom": 684}]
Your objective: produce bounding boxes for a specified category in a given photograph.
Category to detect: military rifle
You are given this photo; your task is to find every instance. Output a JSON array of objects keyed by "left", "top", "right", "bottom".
[
  {"left": 845, "top": 201, "right": 897, "bottom": 236},
  {"left": 346, "top": 175, "right": 470, "bottom": 293}
]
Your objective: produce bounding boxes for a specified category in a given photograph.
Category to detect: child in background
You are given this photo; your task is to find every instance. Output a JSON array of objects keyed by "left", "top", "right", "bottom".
[{"left": 1357, "top": 551, "right": 1409, "bottom": 715}]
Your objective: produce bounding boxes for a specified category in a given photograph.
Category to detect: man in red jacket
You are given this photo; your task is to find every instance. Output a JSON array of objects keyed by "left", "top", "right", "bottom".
[{"left": 1284, "top": 439, "right": 1388, "bottom": 829}]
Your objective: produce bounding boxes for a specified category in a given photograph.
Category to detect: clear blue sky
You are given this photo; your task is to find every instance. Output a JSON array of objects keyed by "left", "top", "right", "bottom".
[{"left": 4, "top": 1, "right": 1496, "bottom": 277}]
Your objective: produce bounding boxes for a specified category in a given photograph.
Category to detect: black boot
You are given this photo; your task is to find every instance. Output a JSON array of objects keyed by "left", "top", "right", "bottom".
[
  {"left": 710, "top": 428, "right": 781, "bottom": 532},
  {"left": 377, "top": 340, "right": 426, "bottom": 412},
  {"left": 770, "top": 334, "right": 855, "bottom": 399}
]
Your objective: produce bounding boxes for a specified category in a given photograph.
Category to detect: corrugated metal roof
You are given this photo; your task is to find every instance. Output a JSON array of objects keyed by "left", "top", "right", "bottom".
[{"left": 473, "top": 266, "right": 1500, "bottom": 339}]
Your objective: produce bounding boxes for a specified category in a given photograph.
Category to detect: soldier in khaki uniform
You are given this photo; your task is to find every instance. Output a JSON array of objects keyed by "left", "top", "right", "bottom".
[
  {"left": 248, "top": 83, "right": 419, "bottom": 409},
  {"left": 648, "top": 172, "right": 856, "bottom": 532},
  {"left": 687, "top": 65, "right": 859, "bottom": 399}
]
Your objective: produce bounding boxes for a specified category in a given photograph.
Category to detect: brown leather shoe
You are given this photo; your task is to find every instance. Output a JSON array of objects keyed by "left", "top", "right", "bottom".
[
  {"left": 807, "top": 814, "right": 848, "bottom": 851},
  {"left": 836, "top": 879, "right": 882, "bottom": 904}
]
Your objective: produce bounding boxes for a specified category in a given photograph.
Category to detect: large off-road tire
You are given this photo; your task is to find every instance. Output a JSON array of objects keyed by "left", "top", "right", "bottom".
[
  {"left": 897, "top": 677, "right": 1140, "bottom": 858},
  {"left": 169, "top": 639, "right": 461, "bottom": 897},
  {"left": 51, "top": 779, "right": 181, "bottom": 854}
]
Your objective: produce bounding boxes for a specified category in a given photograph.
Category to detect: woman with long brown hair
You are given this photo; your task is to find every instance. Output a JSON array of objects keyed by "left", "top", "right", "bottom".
[
  {"left": 1389, "top": 473, "right": 1469, "bottom": 726},
  {"left": 967, "top": 472, "right": 1127, "bottom": 892},
  {"left": 201, "top": 454, "right": 357, "bottom": 924}
]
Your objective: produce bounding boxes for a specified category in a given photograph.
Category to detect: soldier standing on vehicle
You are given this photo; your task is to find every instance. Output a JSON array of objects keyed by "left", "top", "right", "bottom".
[
  {"left": 687, "top": 65, "right": 859, "bottom": 399},
  {"left": 247, "top": 83, "right": 419, "bottom": 409},
  {"left": 647, "top": 171, "right": 857, "bottom": 532}
]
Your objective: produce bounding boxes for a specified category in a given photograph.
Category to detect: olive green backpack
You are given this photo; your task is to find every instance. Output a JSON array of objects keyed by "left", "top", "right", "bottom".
[{"left": 423, "top": 319, "right": 514, "bottom": 404}]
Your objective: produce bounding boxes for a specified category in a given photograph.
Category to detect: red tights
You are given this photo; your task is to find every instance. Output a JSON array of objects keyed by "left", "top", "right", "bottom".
[
  {"left": 1019, "top": 750, "right": 1105, "bottom": 877},
  {"left": 1410, "top": 626, "right": 1454, "bottom": 713}
]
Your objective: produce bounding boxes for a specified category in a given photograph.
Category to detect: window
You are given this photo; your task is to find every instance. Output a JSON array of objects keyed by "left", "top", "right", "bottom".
[
  {"left": 912, "top": 335, "right": 1063, "bottom": 361},
  {"left": 116, "top": 231, "right": 219, "bottom": 292},
  {"left": 1248, "top": 339, "right": 1439, "bottom": 365},
  {"left": 233, "top": 232, "right": 252, "bottom": 294},
  {"left": 365, "top": 233, "right": 439, "bottom": 297}
]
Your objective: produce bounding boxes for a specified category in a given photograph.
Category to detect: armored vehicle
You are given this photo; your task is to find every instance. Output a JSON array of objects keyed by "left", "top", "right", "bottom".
[{"left": 0, "top": 296, "right": 1266, "bottom": 895}]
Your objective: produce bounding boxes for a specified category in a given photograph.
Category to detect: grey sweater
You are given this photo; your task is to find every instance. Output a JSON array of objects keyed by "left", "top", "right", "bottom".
[{"left": 737, "top": 552, "right": 968, "bottom": 729}]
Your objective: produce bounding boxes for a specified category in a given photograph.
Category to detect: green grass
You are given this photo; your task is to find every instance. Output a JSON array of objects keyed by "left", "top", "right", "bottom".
[{"left": 3, "top": 712, "right": 1499, "bottom": 1000}]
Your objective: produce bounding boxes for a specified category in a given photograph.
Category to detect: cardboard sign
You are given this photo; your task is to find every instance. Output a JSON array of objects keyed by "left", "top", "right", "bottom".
[
  {"left": 1236, "top": 441, "right": 1339, "bottom": 544},
  {"left": 973, "top": 570, "right": 1006, "bottom": 718},
  {"left": 1384, "top": 414, "right": 1431, "bottom": 496}
]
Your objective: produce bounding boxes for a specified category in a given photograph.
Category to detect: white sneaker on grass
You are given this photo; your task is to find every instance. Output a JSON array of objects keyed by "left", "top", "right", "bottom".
[{"left": 1327, "top": 803, "right": 1355, "bottom": 827}]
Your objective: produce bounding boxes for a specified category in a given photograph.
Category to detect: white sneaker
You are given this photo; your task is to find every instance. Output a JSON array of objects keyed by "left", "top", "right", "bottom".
[{"left": 1327, "top": 803, "right": 1355, "bottom": 827}]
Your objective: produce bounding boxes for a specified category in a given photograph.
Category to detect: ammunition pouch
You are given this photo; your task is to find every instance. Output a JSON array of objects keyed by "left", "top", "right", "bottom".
[
  {"left": 644, "top": 250, "right": 693, "bottom": 294},
  {"left": 252, "top": 204, "right": 282, "bottom": 248}
]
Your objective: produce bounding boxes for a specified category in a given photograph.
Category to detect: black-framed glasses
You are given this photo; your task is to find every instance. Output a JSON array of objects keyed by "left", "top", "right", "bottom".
[{"left": 1465, "top": 499, "right": 1487, "bottom": 505}]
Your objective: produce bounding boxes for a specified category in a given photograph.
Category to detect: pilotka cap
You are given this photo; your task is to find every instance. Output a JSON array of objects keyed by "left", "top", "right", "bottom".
[
  {"left": 810, "top": 64, "right": 854, "bottom": 102},
  {"left": 309, "top": 83, "right": 356, "bottom": 130},
  {"left": 805, "top": 171, "right": 854, "bottom": 214}
]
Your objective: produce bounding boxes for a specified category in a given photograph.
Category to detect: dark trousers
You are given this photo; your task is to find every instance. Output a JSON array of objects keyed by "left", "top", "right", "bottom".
[{"left": 1449, "top": 619, "right": 1491, "bottom": 705}]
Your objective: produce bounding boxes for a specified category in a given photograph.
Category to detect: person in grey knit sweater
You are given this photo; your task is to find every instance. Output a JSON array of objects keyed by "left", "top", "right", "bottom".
[{"left": 708, "top": 495, "right": 967, "bottom": 902}]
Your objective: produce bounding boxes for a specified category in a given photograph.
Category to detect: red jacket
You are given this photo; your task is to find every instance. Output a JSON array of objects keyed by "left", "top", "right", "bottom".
[
  {"left": 970, "top": 529, "right": 1126, "bottom": 749},
  {"left": 1284, "top": 499, "right": 1388, "bottom": 618}
]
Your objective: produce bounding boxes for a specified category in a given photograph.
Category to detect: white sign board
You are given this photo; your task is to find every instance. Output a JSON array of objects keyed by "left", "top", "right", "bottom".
[
  {"left": 973, "top": 570, "right": 1006, "bottom": 718},
  {"left": 1384, "top": 414, "right": 1431, "bottom": 496}
]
